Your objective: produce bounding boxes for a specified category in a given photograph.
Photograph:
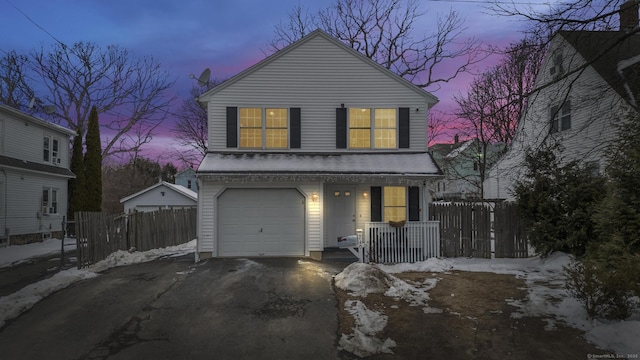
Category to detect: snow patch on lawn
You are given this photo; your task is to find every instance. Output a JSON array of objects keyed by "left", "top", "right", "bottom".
[
  {"left": 339, "top": 300, "right": 396, "bottom": 357},
  {"left": 0, "top": 239, "right": 196, "bottom": 328},
  {"left": 335, "top": 253, "right": 640, "bottom": 355}
]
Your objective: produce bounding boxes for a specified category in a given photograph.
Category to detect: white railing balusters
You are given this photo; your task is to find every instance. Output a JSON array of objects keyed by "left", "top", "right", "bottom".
[{"left": 364, "top": 221, "right": 440, "bottom": 264}]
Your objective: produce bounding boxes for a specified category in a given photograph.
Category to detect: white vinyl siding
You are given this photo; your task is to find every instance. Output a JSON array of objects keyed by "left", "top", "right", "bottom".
[
  {"left": 0, "top": 171, "right": 68, "bottom": 235},
  {"left": 206, "top": 34, "right": 430, "bottom": 152},
  {"left": 483, "top": 35, "right": 625, "bottom": 201},
  {"left": 198, "top": 181, "right": 322, "bottom": 257}
]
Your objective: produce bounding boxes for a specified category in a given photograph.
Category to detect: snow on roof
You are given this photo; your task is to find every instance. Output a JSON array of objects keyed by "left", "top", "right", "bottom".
[
  {"left": 120, "top": 181, "right": 197, "bottom": 203},
  {"left": 197, "top": 152, "right": 442, "bottom": 176},
  {"left": 444, "top": 139, "right": 474, "bottom": 159}
]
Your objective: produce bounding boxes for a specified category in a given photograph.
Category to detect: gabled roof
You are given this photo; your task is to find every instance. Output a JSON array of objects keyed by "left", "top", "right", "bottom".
[
  {"left": 120, "top": 181, "right": 198, "bottom": 203},
  {"left": 560, "top": 31, "right": 640, "bottom": 108},
  {"left": 0, "top": 104, "right": 76, "bottom": 136},
  {"left": 198, "top": 29, "right": 438, "bottom": 105}
]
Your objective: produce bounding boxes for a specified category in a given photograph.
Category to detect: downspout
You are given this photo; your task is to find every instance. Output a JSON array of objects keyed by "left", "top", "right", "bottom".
[{"left": 1, "top": 169, "right": 8, "bottom": 245}]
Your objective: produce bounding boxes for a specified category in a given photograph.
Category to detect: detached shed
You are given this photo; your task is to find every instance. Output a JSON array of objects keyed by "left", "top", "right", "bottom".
[{"left": 120, "top": 181, "right": 197, "bottom": 213}]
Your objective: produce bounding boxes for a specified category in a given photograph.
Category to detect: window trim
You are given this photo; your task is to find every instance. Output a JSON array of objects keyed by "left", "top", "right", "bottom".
[
  {"left": 383, "top": 186, "right": 407, "bottom": 222},
  {"left": 43, "top": 135, "right": 61, "bottom": 164},
  {"left": 550, "top": 100, "right": 571, "bottom": 134},
  {"left": 42, "top": 187, "right": 58, "bottom": 215},
  {"left": 238, "top": 107, "right": 290, "bottom": 149},
  {"left": 348, "top": 107, "right": 398, "bottom": 149}
]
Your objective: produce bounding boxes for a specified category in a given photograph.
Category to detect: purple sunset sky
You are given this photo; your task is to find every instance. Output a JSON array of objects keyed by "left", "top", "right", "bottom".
[{"left": 0, "top": 0, "right": 551, "bottom": 165}]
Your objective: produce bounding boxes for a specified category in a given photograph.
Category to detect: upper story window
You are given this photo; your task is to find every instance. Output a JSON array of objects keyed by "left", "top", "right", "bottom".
[
  {"left": 349, "top": 108, "right": 397, "bottom": 149},
  {"left": 43, "top": 136, "right": 60, "bottom": 164},
  {"left": 239, "top": 108, "right": 288, "bottom": 149},
  {"left": 550, "top": 100, "right": 571, "bottom": 134}
]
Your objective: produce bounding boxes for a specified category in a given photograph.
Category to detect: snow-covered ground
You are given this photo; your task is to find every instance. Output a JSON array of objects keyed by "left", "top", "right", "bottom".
[
  {"left": 0, "top": 238, "right": 77, "bottom": 268},
  {"left": 336, "top": 253, "right": 640, "bottom": 356},
  {"left": 0, "top": 239, "right": 195, "bottom": 328}
]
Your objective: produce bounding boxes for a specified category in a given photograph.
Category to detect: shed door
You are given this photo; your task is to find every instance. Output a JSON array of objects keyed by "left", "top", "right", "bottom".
[{"left": 218, "top": 188, "right": 305, "bottom": 257}]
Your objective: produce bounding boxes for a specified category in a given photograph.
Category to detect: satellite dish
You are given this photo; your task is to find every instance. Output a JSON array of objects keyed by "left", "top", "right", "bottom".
[
  {"left": 192, "top": 68, "right": 211, "bottom": 86},
  {"left": 43, "top": 105, "right": 56, "bottom": 114}
]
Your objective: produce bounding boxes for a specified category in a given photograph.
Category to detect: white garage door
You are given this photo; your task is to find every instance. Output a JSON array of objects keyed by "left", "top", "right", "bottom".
[{"left": 218, "top": 188, "right": 305, "bottom": 257}]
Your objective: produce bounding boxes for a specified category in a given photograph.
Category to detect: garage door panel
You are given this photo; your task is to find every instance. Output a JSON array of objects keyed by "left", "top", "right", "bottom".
[{"left": 218, "top": 188, "right": 305, "bottom": 257}]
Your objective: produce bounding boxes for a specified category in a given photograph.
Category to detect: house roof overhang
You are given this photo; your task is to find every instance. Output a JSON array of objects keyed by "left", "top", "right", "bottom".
[
  {"left": 0, "top": 155, "right": 75, "bottom": 178},
  {"left": 197, "top": 152, "right": 443, "bottom": 184}
]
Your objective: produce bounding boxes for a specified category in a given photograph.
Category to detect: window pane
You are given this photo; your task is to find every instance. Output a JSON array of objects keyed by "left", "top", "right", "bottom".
[
  {"left": 240, "top": 108, "right": 262, "bottom": 148},
  {"left": 266, "top": 129, "right": 288, "bottom": 148},
  {"left": 349, "top": 108, "right": 370, "bottom": 128},
  {"left": 265, "top": 108, "right": 288, "bottom": 148},
  {"left": 374, "top": 109, "right": 396, "bottom": 148},
  {"left": 383, "top": 186, "right": 406, "bottom": 222},
  {"left": 240, "top": 108, "right": 262, "bottom": 127},
  {"left": 240, "top": 128, "right": 262, "bottom": 148},
  {"left": 349, "top": 129, "right": 371, "bottom": 148},
  {"left": 374, "top": 129, "right": 396, "bottom": 148},
  {"left": 52, "top": 189, "right": 58, "bottom": 214},
  {"left": 266, "top": 108, "right": 287, "bottom": 128},
  {"left": 43, "top": 137, "right": 50, "bottom": 162},
  {"left": 374, "top": 109, "right": 396, "bottom": 128}
]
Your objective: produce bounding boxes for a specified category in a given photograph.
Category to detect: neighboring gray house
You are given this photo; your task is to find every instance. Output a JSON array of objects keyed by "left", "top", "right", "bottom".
[
  {"left": 120, "top": 181, "right": 197, "bottom": 213},
  {"left": 175, "top": 167, "right": 198, "bottom": 193},
  {"left": 484, "top": 3, "right": 640, "bottom": 201},
  {"left": 196, "top": 29, "right": 442, "bottom": 260},
  {"left": 0, "top": 104, "right": 76, "bottom": 245},
  {"left": 430, "top": 138, "right": 505, "bottom": 201}
]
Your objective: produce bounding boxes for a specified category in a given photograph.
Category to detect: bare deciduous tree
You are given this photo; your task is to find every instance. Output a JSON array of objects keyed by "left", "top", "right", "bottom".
[
  {"left": 269, "top": 0, "right": 484, "bottom": 89},
  {"left": 0, "top": 51, "right": 33, "bottom": 111},
  {"left": 453, "top": 36, "right": 546, "bottom": 199},
  {"left": 171, "top": 79, "right": 223, "bottom": 167},
  {"left": 30, "top": 42, "right": 175, "bottom": 159}
]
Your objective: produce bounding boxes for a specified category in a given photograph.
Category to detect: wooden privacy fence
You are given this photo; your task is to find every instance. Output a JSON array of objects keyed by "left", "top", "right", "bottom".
[
  {"left": 75, "top": 208, "right": 197, "bottom": 268},
  {"left": 429, "top": 202, "right": 528, "bottom": 259}
]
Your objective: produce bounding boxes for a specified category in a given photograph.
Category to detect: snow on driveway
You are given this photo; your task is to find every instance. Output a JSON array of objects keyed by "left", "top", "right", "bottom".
[
  {"left": 336, "top": 253, "right": 640, "bottom": 356},
  {"left": 0, "top": 239, "right": 196, "bottom": 328}
]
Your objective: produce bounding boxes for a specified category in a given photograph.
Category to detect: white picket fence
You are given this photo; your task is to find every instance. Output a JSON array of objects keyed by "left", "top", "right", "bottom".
[{"left": 364, "top": 221, "right": 440, "bottom": 263}]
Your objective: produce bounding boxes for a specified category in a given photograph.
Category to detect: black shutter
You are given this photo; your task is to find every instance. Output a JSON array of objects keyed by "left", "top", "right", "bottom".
[
  {"left": 290, "top": 107, "right": 301, "bottom": 148},
  {"left": 336, "top": 108, "right": 347, "bottom": 149},
  {"left": 399, "top": 107, "right": 410, "bottom": 148},
  {"left": 226, "top": 107, "right": 238, "bottom": 148},
  {"left": 408, "top": 186, "right": 420, "bottom": 221},
  {"left": 371, "top": 186, "right": 382, "bottom": 222}
]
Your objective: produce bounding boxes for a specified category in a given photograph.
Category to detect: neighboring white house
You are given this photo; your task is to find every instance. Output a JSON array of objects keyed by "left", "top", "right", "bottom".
[
  {"left": 175, "top": 168, "right": 198, "bottom": 193},
  {"left": 120, "top": 181, "right": 197, "bottom": 213},
  {"left": 0, "top": 104, "right": 76, "bottom": 245},
  {"left": 196, "top": 29, "right": 442, "bottom": 260},
  {"left": 484, "top": 4, "right": 640, "bottom": 201},
  {"left": 430, "top": 137, "right": 504, "bottom": 201}
]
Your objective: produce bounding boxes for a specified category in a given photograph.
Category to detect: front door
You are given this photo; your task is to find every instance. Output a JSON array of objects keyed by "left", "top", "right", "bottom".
[{"left": 327, "top": 185, "right": 356, "bottom": 247}]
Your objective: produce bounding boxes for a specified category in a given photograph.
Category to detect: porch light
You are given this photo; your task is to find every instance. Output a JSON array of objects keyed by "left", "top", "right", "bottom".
[
  {"left": 363, "top": 191, "right": 368, "bottom": 198},
  {"left": 311, "top": 193, "right": 319, "bottom": 202}
]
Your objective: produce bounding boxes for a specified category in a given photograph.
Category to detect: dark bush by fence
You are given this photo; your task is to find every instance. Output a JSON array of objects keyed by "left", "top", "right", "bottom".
[
  {"left": 75, "top": 208, "right": 197, "bottom": 268},
  {"left": 429, "top": 202, "right": 528, "bottom": 259}
]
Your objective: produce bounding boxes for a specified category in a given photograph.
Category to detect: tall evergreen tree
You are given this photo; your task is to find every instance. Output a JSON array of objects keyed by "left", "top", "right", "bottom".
[
  {"left": 84, "top": 106, "right": 102, "bottom": 211},
  {"left": 68, "top": 133, "right": 86, "bottom": 215}
]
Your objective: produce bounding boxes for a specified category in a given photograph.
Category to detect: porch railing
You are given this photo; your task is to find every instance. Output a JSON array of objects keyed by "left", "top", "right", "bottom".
[{"left": 364, "top": 221, "right": 440, "bottom": 263}]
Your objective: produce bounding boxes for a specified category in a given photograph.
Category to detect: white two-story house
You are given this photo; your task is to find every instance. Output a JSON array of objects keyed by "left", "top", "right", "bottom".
[
  {"left": 196, "top": 29, "right": 442, "bottom": 260},
  {"left": 484, "top": 3, "right": 640, "bottom": 201},
  {"left": 0, "top": 104, "right": 76, "bottom": 245}
]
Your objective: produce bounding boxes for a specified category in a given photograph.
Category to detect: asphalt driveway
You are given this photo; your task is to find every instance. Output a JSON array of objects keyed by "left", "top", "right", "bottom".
[{"left": 0, "top": 254, "right": 348, "bottom": 360}]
